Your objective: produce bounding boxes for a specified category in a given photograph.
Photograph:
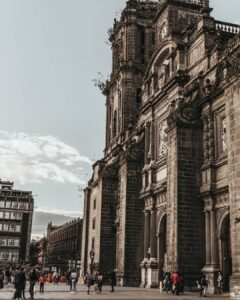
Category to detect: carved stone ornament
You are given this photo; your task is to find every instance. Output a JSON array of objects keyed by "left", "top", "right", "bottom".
[
  {"left": 122, "top": 141, "right": 144, "bottom": 162},
  {"left": 167, "top": 74, "right": 205, "bottom": 126},
  {"left": 215, "top": 52, "right": 240, "bottom": 87},
  {"left": 159, "top": 120, "right": 168, "bottom": 158}
]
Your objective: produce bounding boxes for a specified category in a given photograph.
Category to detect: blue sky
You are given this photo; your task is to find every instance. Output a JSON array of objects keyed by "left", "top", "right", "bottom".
[{"left": 0, "top": 0, "right": 238, "bottom": 217}]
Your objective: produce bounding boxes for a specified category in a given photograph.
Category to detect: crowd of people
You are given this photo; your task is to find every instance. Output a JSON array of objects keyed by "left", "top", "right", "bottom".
[
  {"left": 162, "top": 271, "right": 185, "bottom": 295},
  {"left": 83, "top": 269, "right": 116, "bottom": 294},
  {"left": 0, "top": 267, "right": 41, "bottom": 299},
  {"left": 0, "top": 267, "right": 225, "bottom": 298}
]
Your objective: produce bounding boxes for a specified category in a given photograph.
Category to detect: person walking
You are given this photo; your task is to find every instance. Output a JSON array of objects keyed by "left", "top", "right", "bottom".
[
  {"left": 39, "top": 274, "right": 46, "bottom": 294},
  {"left": 70, "top": 270, "right": 77, "bottom": 292},
  {"left": 29, "top": 268, "right": 38, "bottom": 299},
  {"left": 18, "top": 267, "right": 26, "bottom": 299},
  {"left": 217, "top": 271, "right": 223, "bottom": 294},
  {"left": 199, "top": 274, "right": 208, "bottom": 297},
  {"left": 0, "top": 269, "right": 4, "bottom": 289},
  {"left": 172, "top": 271, "right": 181, "bottom": 295},
  {"left": 86, "top": 273, "right": 94, "bottom": 294},
  {"left": 179, "top": 273, "right": 185, "bottom": 295},
  {"left": 13, "top": 267, "right": 20, "bottom": 300},
  {"left": 109, "top": 269, "right": 116, "bottom": 292},
  {"left": 97, "top": 272, "right": 103, "bottom": 293},
  {"left": 163, "top": 272, "right": 173, "bottom": 295}
]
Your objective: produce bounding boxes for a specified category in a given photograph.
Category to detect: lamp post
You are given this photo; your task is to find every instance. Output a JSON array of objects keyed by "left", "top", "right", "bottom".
[{"left": 89, "top": 250, "right": 95, "bottom": 275}]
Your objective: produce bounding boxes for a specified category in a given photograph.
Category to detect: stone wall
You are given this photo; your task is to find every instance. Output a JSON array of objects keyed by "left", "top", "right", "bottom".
[{"left": 225, "top": 79, "right": 240, "bottom": 297}]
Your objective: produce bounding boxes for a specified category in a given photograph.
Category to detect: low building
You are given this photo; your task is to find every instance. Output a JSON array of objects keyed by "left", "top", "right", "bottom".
[
  {"left": 45, "top": 218, "right": 82, "bottom": 274},
  {"left": 0, "top": 180, "right": 34, "bottom": 267}
]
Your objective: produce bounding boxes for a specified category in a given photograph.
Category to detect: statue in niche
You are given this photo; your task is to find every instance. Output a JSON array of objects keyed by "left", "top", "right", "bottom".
[
  {"left": 159, "top": 120, "right": 168, "bottom": 158},
  {"left": 222, "top": 118, "right": 227, "bottom": 153},
  {"left": 158, "top": 61, "right": 170, "bottom": 90},
  {"left": 158, "top": 65, "right": 166, "bottom": 90}
]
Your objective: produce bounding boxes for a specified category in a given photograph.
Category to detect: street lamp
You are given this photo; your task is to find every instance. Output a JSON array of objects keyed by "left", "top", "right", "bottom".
[{"left": 89, "top": 250, "right": 95, "bottom": 275}]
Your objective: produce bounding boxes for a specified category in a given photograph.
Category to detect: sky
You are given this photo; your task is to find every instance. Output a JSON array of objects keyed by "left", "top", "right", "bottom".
[{"left": 0, "top": 0, "right": 239, "bottom": 218}]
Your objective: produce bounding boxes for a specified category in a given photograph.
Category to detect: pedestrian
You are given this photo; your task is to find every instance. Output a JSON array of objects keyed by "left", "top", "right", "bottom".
[
  {"left": 70, "top": 270, "right": 77, "bottom": 292},
  {"left": 179, "top": 273, "right": 185, "bottom": 295},
  {"left": 172, "top": 271, "right": 181, "bottom": 295},
  {"left": 29, "top": 268, "right": 38, "bottom": 299},
  {"left": 217, "top": 271, "right": 223, "bottom": 294},
  {"left": 18, "top": 267, "right": 26, "bottom": 299},
  {"left": 5, "top": 269, "right": 11, "bottom": 284},
  {"left": 13, "top": 267, "right": 20, "bottom": 300},
  {"left": 86, "top": 273, "right": 94, "bottom": 294},
  {"left": 97, "top": 272, "right": 103, "bottom": 293},
  {"left": 199, "top": 274, "right": 208, "bottom": 297},
  {"left": 39, "top": 273, "right": 46, "bottom": 294},
  {"left": 0, "top": 269, "right": 4, "bottom": 289},
  {"left": 109, "top": 269, "right": 116, "bottom": 292},
  {"left": 163, "top": 272, "right": 173, "bottom": 295}
]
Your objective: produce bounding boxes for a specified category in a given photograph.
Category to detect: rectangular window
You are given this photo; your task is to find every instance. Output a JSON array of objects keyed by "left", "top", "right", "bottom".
[
  {"left": 93, "top": 199, "right": 96, "bottom": 210},
  {"left": 0, "top": 212, "right": 3, "bottom": 218},
  {"left": 1, "top": 238, "right": 7, "bottom": 246},
  {"left": 12, "top": 202, "right": 18, "bottom": 209},
  {"left": 12, "top": 251, "right": 19, "bottom": 262},
  {"left": 92, "top": 237, "right": 95, "bottom": 250},
  {"left": 5, "top": 202, "right": 11, "bottom": 208},
  {"left": 17, "top": 213, "right": 22, "bottom": 220},
  {"left": 0, "top": 201, "right": 4, "bottom": 208},
  {"left": 3, "top": 224, "right": 8, "bottom": 231},
  {"left": 9, "top": 225, "right": 15, "bottom": 232},
  {"left": 0, "top": 224, "right": 2, "bottom": 231},
  {"left": 3, "top": 212, "right": 9, "bottom": 219},
  {"left": 11, "top": 213, "right": 17, "bottom": 220},
  {"left": 5, "top": 252, "right": 10, "bottom": 261},
  {"left": 8, "top": 239, "right": 14, "bottom": 246},
  {"left": 16, "top": 225, "right": 21, "bottom": 232},
  {"left": 14, "top": 239, "right": 20, "bottom": 247},
  {"left": 92, "top": 218, "right": 96, "bottom": 230}
]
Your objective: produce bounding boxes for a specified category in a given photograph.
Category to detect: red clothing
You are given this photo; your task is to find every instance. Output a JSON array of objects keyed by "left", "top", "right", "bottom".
[
  {"left": 172, "top": 273, "right": 181, "bottom": 285},
  {"left": 39, "top": 276, "right": 46, "bottom": 284}
]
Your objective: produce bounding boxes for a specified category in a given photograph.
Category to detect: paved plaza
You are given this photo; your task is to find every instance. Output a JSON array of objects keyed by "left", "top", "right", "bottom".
[{"left": 0, "top": 283, "right": 237, "bottom": 300}]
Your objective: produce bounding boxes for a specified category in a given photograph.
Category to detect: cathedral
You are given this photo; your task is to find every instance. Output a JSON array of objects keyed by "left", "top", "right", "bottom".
[{"left": 81, "top": 0, "right": 240, "bottom": 296}]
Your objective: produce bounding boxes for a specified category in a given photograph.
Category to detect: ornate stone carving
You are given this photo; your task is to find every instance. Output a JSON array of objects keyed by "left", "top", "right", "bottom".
[
  {"left": 156, "top": 193, "right": 167, "bottom": 206},
  {"left": 167, "top": 74, "right": 205, "bottom": 126},
  {"left": 158, "top": 120, "right": 168, "bottom": 158},
  {"left": 215, "top": 52, "right": 240, "bottom": 87},
  {"left": 221, "top": 118, "right": 227, "bottom": 153}
]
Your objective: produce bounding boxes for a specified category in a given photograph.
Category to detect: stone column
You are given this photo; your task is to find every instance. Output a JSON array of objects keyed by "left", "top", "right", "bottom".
[
  {"left": 205, "top": 211, "right": 211, "bottom": 265},
  {"left": 145, "top": 207, "right": 158, "bottom": 288},
  {"left": 145, "top": 122, "right": 150, "bottom": 163},
  {"left": 144, "top": 210, "right": 150, "bottom": 259},
  {"left": 150, "top": 209, "right": 157, "bottom": 260},
  {"left": 210, "top": 210, "right": 219, "bottom": 266}
]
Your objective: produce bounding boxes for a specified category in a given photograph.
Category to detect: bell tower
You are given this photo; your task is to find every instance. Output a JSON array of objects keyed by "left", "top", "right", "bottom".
[
  {"left": 155, "top": 0, "right": 210, "bottom": 47},
  {"left": 104, "top": 0, "right": 158, "bottom": 153}
]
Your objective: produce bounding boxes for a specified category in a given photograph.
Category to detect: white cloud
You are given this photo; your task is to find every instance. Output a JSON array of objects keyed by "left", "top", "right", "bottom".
[
  {"left": 35, "top": 206, "right": 83, "bottom": 218},
  {"left": 0, "top": 130, "right": 92, "bottom": 185}
]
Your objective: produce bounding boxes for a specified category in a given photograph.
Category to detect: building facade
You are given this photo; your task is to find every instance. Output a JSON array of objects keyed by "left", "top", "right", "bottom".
[
  {"left": 45, "top": 218, "right": 82, "bottom": 274},
  {"left": 81, "top": 0, "right": 240, "bottom": 296},
  {"left": 0, "top": 180, "right": 34, "bottom": 267}
]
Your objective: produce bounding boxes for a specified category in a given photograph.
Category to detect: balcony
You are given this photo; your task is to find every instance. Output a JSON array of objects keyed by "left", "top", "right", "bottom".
[{"left": 216, "top": 21, "right": 240, "bottom": 35}]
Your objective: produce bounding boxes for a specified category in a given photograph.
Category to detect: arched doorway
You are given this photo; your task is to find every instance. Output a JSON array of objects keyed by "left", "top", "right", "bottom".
[
  {"left": 220, "top": 214, "right": 232, "bottom": 292},
  {"left": 158, "top": 214, "right": 167, "bottom": 281}
]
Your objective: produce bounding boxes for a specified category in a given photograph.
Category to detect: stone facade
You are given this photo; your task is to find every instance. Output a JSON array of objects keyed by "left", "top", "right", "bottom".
[
  {"left": 45, "top": 218, "right": 82, "bottom": 274},
  {"left": 81, "top": 0, "right": 240, "bottom": 296},
  {"left": 0, "top": 180, "right": 34, "bottom": 266}
]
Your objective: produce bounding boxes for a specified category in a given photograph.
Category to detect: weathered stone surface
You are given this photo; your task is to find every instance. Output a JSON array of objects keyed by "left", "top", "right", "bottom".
[{"left": 81, "top": 0, "right": 240, "bottom": 294}]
